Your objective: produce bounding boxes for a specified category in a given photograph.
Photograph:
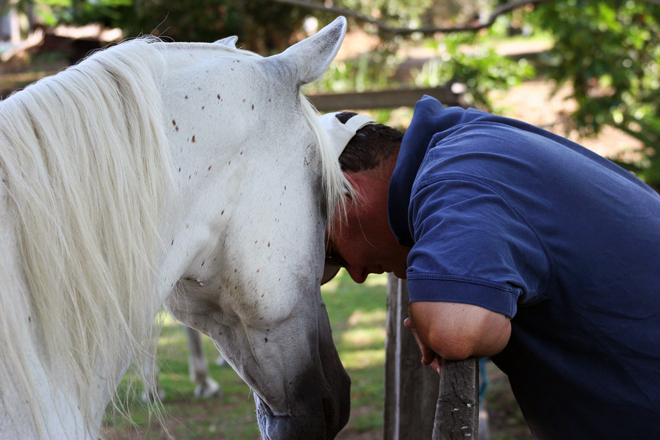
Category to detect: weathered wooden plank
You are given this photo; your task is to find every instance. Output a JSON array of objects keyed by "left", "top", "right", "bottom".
[
  {"left": 307, "top": 86, "right": 463, "bottom": 112},
  {"left": 432, "top": 358, "right": 480, "bottom": 440},
  {"left": 384, "top": 274, "right": 440, "bottom": 440}
]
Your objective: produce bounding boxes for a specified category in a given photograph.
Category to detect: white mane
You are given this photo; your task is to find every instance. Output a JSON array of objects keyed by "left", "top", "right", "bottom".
[
  {"left": 0, "top": 39, "right": 172, "bottom": 434},
  {"left": 0, "top": 37, "right": 350, "bottom": 436}
]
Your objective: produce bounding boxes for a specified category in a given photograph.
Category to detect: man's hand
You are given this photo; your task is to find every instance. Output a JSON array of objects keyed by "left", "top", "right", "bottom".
[
  {"left": 404, "top": 316, "right": 442, "bottom": 374},
  {"left": 406, "top": 301, "right": 511, "bottom": 366}
]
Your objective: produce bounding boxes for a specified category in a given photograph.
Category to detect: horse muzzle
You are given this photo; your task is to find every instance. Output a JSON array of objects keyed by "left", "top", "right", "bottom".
[{"left": 254, "top": 370, "right": 351, "bottom": 440}]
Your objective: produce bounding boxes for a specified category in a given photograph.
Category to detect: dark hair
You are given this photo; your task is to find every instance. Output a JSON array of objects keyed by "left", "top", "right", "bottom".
[{"left": 335, "top": 112, "right": 403, "bottom": 173}]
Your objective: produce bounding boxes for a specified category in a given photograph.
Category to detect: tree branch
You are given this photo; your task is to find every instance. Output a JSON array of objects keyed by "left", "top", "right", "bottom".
[{"left": 272, "top": 0, "right": 553, "bottom": 35}]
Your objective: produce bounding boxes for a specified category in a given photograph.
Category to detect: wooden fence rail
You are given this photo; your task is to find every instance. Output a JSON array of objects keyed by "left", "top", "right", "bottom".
[{"left": 307, "top": 86, "right": 464, "bottom": 112}]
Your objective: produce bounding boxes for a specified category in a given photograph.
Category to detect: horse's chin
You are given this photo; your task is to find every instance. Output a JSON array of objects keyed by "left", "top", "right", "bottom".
[{"left": 254, "top": 392, "right": 348, "bottom": 440}]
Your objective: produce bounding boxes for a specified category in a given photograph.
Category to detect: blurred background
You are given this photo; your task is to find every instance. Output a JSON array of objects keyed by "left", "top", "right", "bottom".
[{"left": 1, "top": 1, "right": 658, "bottom": 438}]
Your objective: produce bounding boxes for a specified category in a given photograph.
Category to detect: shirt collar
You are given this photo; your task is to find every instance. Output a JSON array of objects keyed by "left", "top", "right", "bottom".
[{"left": 387, "top": 96, "right": 466, "bottom": 246}]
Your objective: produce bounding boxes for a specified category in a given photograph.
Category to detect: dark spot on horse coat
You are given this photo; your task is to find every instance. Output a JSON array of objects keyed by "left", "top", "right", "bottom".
[
  {"left": 172, "top": 120, "right": 176, "bottom": 126},
  {"left": 208, "top": 165, "right": 212, "bottom": 171},
  {"left": 171, "top": 239, "right": 174, "bottom": 245},
  {"left": 265, "top": 338, "right": 268, "bottom": 343},
  {"left": 217, "top": 94, "right": 221, "bottom": 99},
  {"left": 28, "top": 316, "right": 31, "bottom": 322},
  {"left": 252, "top": 104, "right": 254, "bottom": 110},
  {"left": 178, "top": 167, "right": 181, "bottom": 172},
  {"left": 192, "top": 135, "right": 196, "bottom": 143},
  {"left": 185, "top": 95, "right": 188, "bottom": 99},
  {"left": 202, "top": 106, "right": 205, "bottom": 110},
  {"left": 201, "top": 261, "right": 205, "bottom": 267},
  {"left": 221, "top": 210, "right": 224, "bottom": 215}
]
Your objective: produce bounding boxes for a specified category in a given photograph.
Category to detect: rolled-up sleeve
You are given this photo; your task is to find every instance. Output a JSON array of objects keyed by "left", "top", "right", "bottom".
[{"left": 406, "top": 175, "right": 550, "bottom": 319}]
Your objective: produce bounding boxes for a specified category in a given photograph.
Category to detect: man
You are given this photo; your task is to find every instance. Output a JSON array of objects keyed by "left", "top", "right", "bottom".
[{"left": 319, "top": 96, "right": 660, "bottom": 439}]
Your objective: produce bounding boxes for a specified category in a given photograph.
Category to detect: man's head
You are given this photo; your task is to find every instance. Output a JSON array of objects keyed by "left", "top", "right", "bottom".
[
  {"left": 322, "top": 112, "right": 411, "bottom": 283},
  {"left": 334, "top": 112, "right": 403, "bottom": 174}
]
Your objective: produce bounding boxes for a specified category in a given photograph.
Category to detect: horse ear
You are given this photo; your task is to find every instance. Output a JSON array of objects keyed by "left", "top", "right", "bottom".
[
  {"left": 215, "top": 36, "right": 238, "bottom": 48},
  {"left": 272, "top": 16, "right": 347, "bottom": 85}
]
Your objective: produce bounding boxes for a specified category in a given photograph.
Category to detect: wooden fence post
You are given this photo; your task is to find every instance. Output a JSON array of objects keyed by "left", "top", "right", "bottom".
[
  {"left": 384, "top": 274, "right": 480, "bottom": 440},
  {"left": 433, "top": 359, "right": 480, "bottom": 440},
  {"left": 384, "top": 273, "right": 440, "bottom": 440}
]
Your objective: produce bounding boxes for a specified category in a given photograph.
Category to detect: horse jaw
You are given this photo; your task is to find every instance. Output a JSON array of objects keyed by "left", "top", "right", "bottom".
[{"left": 165, "top": 282, "right": 350, "bottom": 440}]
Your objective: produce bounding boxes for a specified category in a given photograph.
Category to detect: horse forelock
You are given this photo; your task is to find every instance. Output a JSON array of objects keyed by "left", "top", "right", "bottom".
[{"left": 0, "top": 38, "right": 174, "bottom": 436}]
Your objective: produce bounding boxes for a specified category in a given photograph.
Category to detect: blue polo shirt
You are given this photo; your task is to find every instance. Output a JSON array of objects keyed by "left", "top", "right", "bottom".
[{"left": 388, "top": 96, "right": 660, "bottom": 439}]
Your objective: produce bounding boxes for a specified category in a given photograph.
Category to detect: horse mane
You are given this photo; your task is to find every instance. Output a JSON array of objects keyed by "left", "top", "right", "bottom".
[{"left": 0, "top": 38, "right": 172, "bottom": 435}]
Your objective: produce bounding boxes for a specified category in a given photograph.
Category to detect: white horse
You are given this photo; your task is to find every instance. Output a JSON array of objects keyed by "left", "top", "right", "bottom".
[{"left": 0, "top": 17, "right": 352, "bottom": 439}]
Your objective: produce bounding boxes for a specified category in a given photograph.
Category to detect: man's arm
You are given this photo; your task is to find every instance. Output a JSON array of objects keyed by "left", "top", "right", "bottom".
[{"left": 406, "top": 301, "right": 511, "bottom": 363}]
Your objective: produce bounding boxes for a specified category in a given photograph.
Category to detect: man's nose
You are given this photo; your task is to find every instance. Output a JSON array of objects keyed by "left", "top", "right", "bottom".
[{"left": 345, "top": 265, "right": 367, "bottom": 284}]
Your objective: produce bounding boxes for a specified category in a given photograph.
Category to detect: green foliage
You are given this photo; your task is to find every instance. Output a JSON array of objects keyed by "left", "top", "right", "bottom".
[
  {"left": 126, "top": 0, "right": 305, "bottom": 52},
  {"left": 304, "top": 48, "right": 400, "bottom": 94},
  {"left": 530, "top": 0, "right": 660, "bottom": 188},
  {"left": 337, "top": 0, "right": 434, "bottom": 28},
  {"left": 17, "top": 0, "right": 305, "bottom": 53},
  {"left": 416, "top": 27, "right": 535, "bottom": 109},
  {"left": 15, "top": 0, "right": 132, "bottom": 28},
  {"left": 306, "top": 19, "right": 534, "bottom": 113}
]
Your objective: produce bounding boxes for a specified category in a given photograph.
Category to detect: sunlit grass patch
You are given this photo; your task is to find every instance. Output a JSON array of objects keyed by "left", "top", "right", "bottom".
[
  {"left": 363, "top": 273, "right": 388, "bottom": 287},
  {"left": 341, "top": 327, "right": 386, "bottom": 348},
  {"left": 347, "top": 308, "right": 387, "bottom": 327},
  {"left": 340, "top": 348, "right": 386, "bottom": 370},
  {"left": 157, "top": 332, "right": 187, "bottom": 347},
  {"left": 160, "top": 312, "right": 180, "bottom": 327}
]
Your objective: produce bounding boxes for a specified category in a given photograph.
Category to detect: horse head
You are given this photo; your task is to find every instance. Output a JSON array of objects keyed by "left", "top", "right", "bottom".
[{"left": 159, "top": 18, "right": 351, "bottom": 439}]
